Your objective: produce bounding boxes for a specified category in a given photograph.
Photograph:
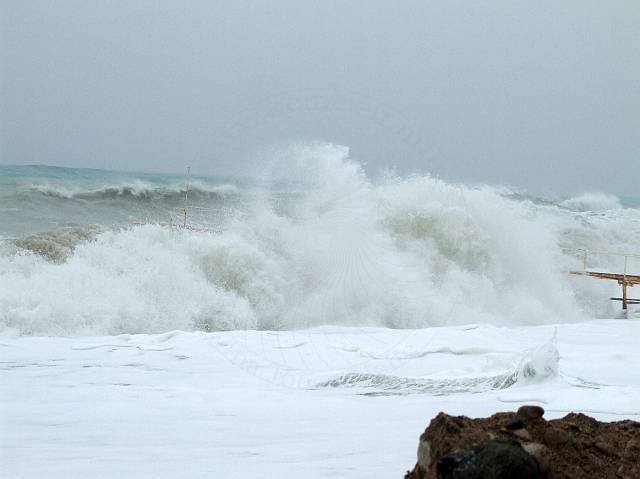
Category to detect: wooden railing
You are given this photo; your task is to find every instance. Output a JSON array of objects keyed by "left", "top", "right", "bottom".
[{"left": 565, "top": 248, "right": 640, "bottom": 311}]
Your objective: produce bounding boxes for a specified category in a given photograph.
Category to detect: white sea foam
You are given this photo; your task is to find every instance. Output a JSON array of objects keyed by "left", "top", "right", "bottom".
[
  {"left": 1, "top": 143, "right": 638, "bottom": 335},
  {"left": 4, "top": 321, "right": 640, "bottom": 478},
  {"left": 560, "top": 192, "right": 623, "bottom": 212}
]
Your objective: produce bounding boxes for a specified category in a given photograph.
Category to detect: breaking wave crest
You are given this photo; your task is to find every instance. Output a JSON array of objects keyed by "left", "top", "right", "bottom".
[
  {"left": 560, "top": 193, "right": 623, "bottom": 212},
  {"left": 1, "top": 143, "right": 639, "bottom": 336},
  {"left": 29, "top": 181, "right": 238, "bottom": 201}
]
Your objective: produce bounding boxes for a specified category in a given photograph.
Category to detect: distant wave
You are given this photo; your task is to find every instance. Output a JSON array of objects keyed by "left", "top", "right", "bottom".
[
  {"left": 28, "top": 181, "right": 239, "bottom": 201},
  {"left": 560, "top": 192, "right": 623, "bottom": 212}
]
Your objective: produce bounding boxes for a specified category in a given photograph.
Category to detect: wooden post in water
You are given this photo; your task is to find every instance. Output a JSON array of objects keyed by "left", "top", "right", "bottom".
[{"left": 623, "top": 255, "right": 628, "bottom": 310}]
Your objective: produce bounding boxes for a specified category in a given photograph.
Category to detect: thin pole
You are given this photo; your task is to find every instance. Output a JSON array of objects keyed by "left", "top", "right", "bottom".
[
  {"left": 624, "top": 255, "right": 628, "bottom": 277},
  {"left": 183, "top": 166, "right": 191, "bottom": 228},
  {"left": 623, "top": 255, "right": 629, "bottom": 311}
]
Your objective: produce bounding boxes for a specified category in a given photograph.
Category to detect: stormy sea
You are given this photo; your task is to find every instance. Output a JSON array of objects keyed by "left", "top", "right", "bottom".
[{"left": 2, "top": 144, "right": 639, "bottom": 477}]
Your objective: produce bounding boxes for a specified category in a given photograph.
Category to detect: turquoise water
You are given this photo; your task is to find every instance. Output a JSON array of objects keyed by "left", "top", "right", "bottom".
[
  {"left": 0, "top": 164, "right": 240, "bottom": 238},
  {"left": 1, "top": 163, "right": 638, "bottom": 239}
]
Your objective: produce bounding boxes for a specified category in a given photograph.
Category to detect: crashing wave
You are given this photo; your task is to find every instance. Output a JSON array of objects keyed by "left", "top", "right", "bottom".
[{"left": 1, "top": 143, "right": 639, "bottom": 336}]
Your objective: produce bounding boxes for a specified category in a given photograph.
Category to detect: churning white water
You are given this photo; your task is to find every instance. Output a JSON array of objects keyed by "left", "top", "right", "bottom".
[{"left": 1, "top": 143, "right": 639, "bottom": 335}]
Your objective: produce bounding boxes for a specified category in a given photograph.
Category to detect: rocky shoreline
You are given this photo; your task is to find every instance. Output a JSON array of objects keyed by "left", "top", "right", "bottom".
[{"left": 404, "top": 407, "right": 640, "bottom": 479}]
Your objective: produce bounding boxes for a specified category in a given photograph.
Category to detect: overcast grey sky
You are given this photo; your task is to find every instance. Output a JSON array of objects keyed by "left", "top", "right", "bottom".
[{"left": 1, "top": 1, "right": 638, "bottom": 195}]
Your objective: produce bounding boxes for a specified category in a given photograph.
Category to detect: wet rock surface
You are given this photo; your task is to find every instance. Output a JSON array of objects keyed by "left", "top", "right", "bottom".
[
  {"left": 404, "top": 407, "right": 640, "bottom": 479},
  {"left": 437, "top": 440, "right": 540, "bottom": 479}
]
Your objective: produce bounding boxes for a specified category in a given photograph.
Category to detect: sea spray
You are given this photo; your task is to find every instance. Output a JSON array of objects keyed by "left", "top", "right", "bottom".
[{"left": 1, "top": 143, "right": 639, "bottom": 335}]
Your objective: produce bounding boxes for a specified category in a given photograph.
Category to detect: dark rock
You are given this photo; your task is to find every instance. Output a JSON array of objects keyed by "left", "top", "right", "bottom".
[
  {"left": 512, "top": 429, "right": 532, "bottom": 441},
  {"left": 523, "top": 443, "right": 550, "bottom": 474},
  {"left": 417, "top": 438, "right": 432, "bottom": 471},
  {"left": 543, "top": 427, "right": 571, "bottom": 448},
  {"left": 624, "top": 437, "right": 639, "bottom": 456},
  {"left": 516, "top": 405, "right": 545, "bottom": 421},
  {"left": 505, "top": 417, "right": 524, "bottom": 430},
  {"left": 595, "top": 440, "right": 614, "bottom": 455},
  {"left": 405, "top": 410, "right": 640, "bottom": 479},
  {"left": 436, "top": 440, "right": 540, "bottom": 479}
]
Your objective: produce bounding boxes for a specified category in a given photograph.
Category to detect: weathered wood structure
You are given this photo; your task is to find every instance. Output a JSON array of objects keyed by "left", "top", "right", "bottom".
[{"left": 570, "top": 270, "right": 640, "bottom": 310}]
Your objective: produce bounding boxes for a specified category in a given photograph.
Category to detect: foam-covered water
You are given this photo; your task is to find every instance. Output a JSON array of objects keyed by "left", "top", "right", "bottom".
[{"left": 1, "top": 143, "right": 639, "bottom": 335}]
